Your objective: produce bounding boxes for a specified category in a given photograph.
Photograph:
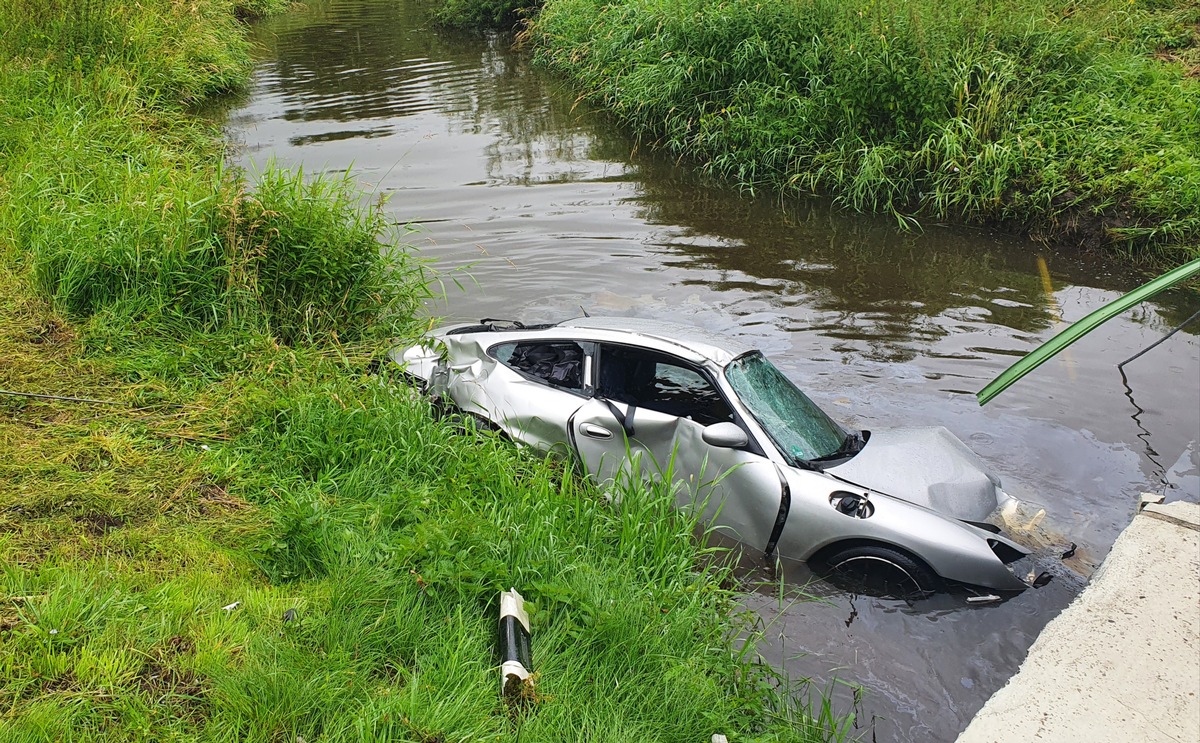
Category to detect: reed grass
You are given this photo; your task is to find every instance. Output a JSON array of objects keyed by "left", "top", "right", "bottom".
[
  {"left": 500, "top": 0, "right": 1200, "bottom": 260},
  {"left": 436, "top": 0, "right": 540, "bottom": 28},
  {"left": 0, "top": 5, "right": 427, "bottom": 346},
  {"left": 0, "top": 0, "right": 287, "bottom": 104},
  {"left": 0, "top": 0, "right": 844, "bottom": 739}
]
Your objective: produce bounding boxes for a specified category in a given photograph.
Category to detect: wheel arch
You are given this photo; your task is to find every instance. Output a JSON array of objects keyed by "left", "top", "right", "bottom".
[{"left": 808, "top": 537, "right": 940, "bottom": 579}]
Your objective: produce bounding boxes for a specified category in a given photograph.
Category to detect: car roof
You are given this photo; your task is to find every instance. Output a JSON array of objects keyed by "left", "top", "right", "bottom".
[{"left": 556, "top": 316, "right": 755, "bottom": 366}]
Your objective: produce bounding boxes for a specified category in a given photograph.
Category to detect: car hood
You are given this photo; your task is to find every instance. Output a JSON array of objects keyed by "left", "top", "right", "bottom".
[{"left": 824, "top": 427, "right": 1003, "bottom": 522}]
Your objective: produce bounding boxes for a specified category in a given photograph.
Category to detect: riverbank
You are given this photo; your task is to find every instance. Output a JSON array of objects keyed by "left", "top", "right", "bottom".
[
  {"left": 444, "top": 0, "right": 1200, "bottom": 263},
  {"left": 0, "top": 2, "right": 842, "bottom": 740},
  {"left": 957, "top": 500, "right": 1199, "bottom": 742}
]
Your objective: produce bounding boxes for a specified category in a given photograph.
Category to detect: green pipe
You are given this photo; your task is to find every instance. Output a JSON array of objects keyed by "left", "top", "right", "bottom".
[{"left": 978, "top": 257, "right": 1200, "bottom": 406}]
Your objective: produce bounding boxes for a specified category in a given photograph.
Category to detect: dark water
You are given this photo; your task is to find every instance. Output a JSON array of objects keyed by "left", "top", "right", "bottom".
[{"left": 221, "top": 1, "right": 1200, "bottom": 739}]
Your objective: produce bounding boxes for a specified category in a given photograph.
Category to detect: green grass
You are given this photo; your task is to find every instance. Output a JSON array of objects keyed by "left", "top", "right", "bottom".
[
  {"left": 0, "top": 0, "right": 844, "bottom": 739},
  {"left": 454, "top": 0, "right": 1200, "bottom": 261},
  {"left": 0, "top": 0, "right": 288, "bottom": 105},
  {"left": 0, "top": 45, "right": 426, "bottom": 345},
  {"left": 0, "top": 279, "right": 840, "bottom": 742},
  {"left": 435, "top": 0, "right": 541, "bottom": 29}
]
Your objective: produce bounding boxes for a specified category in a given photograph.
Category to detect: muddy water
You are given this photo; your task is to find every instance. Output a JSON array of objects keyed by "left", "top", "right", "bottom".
[{"left": 221, "top": 1, "right": 1200, "bottom": 739}]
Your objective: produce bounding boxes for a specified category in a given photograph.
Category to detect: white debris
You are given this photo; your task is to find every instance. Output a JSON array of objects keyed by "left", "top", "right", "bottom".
[
  {"left": 1022, "top": 508, "right": 1046, "bottom": 532},
  {"left": 966, "top": 595, "right": 1002, "bottom": 605}
]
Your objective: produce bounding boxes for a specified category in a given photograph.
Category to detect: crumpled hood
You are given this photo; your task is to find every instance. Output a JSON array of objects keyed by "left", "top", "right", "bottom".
[{"left": 825, "top": 427, "right": 1003, "bottom": 521}]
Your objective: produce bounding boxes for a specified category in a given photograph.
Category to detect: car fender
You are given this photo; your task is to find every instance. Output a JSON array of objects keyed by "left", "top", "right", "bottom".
[
  {"left": 391, "top": 322, "right": 499, "bottom": 388},
  {"left": 440, "top": 336, "right": 495, "bottom": 416},
  {"left": 390, "top": 343, "right": 443, "bottom": 387},
  {"left": 778, "top": 469, "right": 1029, "bottom": 591}
]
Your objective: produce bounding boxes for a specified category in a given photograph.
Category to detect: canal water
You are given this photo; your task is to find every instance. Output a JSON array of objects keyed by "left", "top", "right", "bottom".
[{"left": 220, "top": 1, "right": 1200, "bottom": 739}]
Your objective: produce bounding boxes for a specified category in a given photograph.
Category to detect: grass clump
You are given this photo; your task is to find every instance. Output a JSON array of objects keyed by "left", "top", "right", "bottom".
[
  {"left": 0, "top": 24, "right": 424, "bottom": 345},
  {"left": 463, "top": 0, "right": 1200, "bottom": 260},
  {"left": 0, "top": 0, "right": 842, "bottom": 740},
  {"left": 0, "top": 0, "right": 270, "bottom": 104},
  {"left": 435, "top": 0, "right": 542, "bottom": 29}
]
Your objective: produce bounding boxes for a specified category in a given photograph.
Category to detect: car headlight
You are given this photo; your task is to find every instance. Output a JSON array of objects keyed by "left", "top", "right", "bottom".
[{"left": 987, "top": 537, "right": 1027, "bottom": 565}]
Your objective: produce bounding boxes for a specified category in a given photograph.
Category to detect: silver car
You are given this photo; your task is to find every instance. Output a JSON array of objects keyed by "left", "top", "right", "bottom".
[{"left": 393, "top": 316, "right": 1033, "bottom": 593}]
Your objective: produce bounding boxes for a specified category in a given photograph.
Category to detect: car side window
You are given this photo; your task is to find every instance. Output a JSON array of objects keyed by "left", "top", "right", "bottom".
[
  {"left": 597, "top": 345, "right": 734, "bottom": 425},
  {"left": 491, "top": 341, "right": 587, "bottom": 391}
]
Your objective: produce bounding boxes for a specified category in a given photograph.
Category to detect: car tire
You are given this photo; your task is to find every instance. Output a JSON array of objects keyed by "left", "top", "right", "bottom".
[
  {"left": 396, "top": 371, "right": 429, "bottom": 393},
  {"left": 439, "top": 405, "right": 505, "bottom": 437},
  {"left": 820, "top": 543, "right": 942, "bottom": 598},
  {"left": 464, "top": 412, "right": 501, "bottom": 433}
]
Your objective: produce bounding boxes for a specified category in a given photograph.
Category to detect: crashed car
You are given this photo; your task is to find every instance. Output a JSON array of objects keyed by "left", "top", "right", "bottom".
[{"left": 393, "top": 316, "right": 1033, "bottom": 593}]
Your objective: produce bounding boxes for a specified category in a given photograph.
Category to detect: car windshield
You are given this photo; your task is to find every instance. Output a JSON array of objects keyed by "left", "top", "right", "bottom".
[{"left": 725, "top": 352, "right": 854, "bottom": 464}]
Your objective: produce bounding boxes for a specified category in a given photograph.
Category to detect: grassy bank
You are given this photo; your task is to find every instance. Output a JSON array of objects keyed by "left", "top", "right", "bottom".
[
  {"left": 0, "top": 1, "right": 841, "bottom": 741},
  {"left": 455, "top": 0, "right": 1200, "bottom": 261},
  {"left": 1, "top": 282, "right": 835, "bottom": 741}
]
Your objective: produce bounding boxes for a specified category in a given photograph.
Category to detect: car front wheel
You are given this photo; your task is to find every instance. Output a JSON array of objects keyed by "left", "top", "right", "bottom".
[{"left": 819, "top": 543, "right": 941, "bottom": 598}]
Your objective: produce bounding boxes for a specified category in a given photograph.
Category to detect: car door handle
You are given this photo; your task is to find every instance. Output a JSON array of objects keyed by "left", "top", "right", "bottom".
[
  {"left": 580, "top": 423, "right": 613, "bottom": 440},
  {"left": 449, "top": 362, "right": 475, "bottom": 372}
]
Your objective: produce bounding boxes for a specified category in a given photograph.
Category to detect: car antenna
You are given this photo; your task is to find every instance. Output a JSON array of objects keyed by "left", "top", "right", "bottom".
[{"left": 579, "top": 305, "right": 590, "bottom": 317}]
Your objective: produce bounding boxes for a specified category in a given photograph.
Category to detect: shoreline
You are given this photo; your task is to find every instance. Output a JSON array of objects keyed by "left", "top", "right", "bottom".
[
  {"left": 444, "top": 0, "right": 1200, "bottom": 265},
  {"left": 957, "top": 500, "right": 1200, "bottom": 742}
]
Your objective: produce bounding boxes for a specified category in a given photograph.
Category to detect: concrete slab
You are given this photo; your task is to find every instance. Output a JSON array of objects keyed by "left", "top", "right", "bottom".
[{"left": 957, "top": 501, "right": 1200, "bottom": 743}]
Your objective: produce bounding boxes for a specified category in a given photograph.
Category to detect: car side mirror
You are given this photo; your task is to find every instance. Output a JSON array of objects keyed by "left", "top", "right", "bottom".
[{"left": 702, "top": 422, "right": 748, "bottom": 449}]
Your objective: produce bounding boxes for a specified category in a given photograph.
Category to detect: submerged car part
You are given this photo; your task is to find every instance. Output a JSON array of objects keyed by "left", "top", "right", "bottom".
[
  {"left": 819, "top": 543, "right": 941, "bottom": 599},
  {"left": 392, "top": 316, "right": 1035, "bottom": 593}
]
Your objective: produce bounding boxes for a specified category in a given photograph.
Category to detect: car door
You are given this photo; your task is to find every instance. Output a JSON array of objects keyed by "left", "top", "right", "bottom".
[
  {"left": 471, "top": 339, "right": 593, "bottom": 452},
  {"left": 570, "top": 343, "right": 787, "bottom": 554}
]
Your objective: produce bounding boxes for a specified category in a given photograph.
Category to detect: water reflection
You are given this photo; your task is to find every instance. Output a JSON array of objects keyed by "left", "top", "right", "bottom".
[
  {"left": 251, "top": 0, "right": 477, "bottom": 122},
  {"left": 627, "top": 168, "right": 1058, "bottom": 361}
]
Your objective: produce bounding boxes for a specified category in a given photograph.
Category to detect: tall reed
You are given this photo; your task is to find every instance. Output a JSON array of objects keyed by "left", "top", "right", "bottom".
[{"left": 1, "top": 0, "right": 427, "bottom": 347}]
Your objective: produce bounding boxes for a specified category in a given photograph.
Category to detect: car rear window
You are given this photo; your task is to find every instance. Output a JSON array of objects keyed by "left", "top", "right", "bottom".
[{"left": 492, "top": 341, "right": 586, "bottom": 390}]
